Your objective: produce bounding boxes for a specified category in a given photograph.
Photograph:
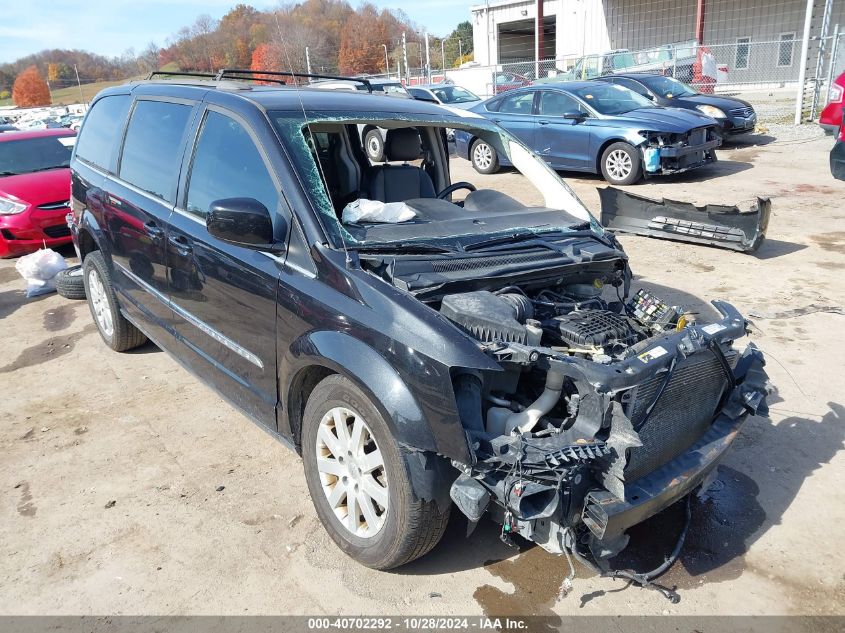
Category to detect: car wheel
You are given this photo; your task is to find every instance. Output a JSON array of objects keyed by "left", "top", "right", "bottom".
[
  {"left": 364, "top": 129, "right": 385, "bottom": 162},
  {"left": 471, "top": 139, "right": 499, "bottom": 174},
  {"left": 55, "top": 265, "right": 86, "bottom": 300},
  {"left": 600, "top": 142, "right": 642, "bottom": 185},
  {"left": 83, "top": 251, "right": 147, "bottom": 352},
  {"left": 302, "top": 374, "right": 450, "bottom": 569}
]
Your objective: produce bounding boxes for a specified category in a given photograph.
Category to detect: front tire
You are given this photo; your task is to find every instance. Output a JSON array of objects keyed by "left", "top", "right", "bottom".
[
  {"left": 302, "top": 375, "right": 450, "bottom": 569},
  {"left": 600, "top": 142, "right": 642, "bottom": 185},
  {"left": 471, "top": 139, "right": 500, "bottom": 174},
  {"left": 83, "top": 251, "right": 147, "bottom": 352}
]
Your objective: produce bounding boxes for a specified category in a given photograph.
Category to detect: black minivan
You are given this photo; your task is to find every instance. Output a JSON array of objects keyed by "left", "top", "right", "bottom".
[{"left": 70, "top": 71, "right": 768, "bottom": 575}]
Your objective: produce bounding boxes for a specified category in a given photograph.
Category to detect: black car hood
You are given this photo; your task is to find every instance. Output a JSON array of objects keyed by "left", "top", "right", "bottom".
[{"left": 671, "top": 94, "right": 754, "bottom": 111}]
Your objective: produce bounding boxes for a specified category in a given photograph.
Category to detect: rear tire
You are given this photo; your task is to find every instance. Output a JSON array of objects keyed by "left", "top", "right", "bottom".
[
  {"left": 471, "top": 139, "right": 499, "bottom": 174},
  {"left": 600, "top": 142, "right": 642, "bottom": 185},
  {"left": 55, "top": 265, "right": 86, "bottom": 300},
  {"left": 83, "top": 251, "right": 147, "bottom": 352},
  {"left": 301, "top": 374, "right": 450, "bottom": 569}
]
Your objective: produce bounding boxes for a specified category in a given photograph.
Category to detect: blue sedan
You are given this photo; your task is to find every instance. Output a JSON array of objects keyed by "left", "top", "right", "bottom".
[{"left": 454, "top": 81, "right": 721, "bottom": 185}]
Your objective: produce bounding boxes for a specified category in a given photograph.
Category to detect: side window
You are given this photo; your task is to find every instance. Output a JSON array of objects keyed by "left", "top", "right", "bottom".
[
  {"left": 186, "top": 111, "right": 279, "bottom": 219},
  {"left": 538, "top": 91, "right": 582, "bottom": 116},
  {"left": 497, "top": 92, "right": 535, "bottom": 115},
  {"left": 75, "top": 95, "right": 131, "bottom": 170},
  {"left": 119, "top": 100, "right": 192, "bottom": 203}
]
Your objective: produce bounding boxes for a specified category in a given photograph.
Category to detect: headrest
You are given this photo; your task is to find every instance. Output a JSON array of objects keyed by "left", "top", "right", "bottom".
[{"left": 384, "top": 128, "right": 422, "bottom": 162}]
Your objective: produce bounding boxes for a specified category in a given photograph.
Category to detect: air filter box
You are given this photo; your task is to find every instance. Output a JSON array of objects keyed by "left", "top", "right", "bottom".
[{"left": 440, "top": 291, "right": 527, "bottom": 344}]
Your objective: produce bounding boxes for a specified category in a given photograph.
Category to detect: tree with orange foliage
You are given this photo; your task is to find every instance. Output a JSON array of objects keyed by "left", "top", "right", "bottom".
[
  {"left": 250, "top": 43, "right": 287, "bottom": 83},
  {"left": 338, "top": 4, "right": 390, "bottom": 75},
  {"left": 12, "top": 65, "right": 51, "bottom": 107}
]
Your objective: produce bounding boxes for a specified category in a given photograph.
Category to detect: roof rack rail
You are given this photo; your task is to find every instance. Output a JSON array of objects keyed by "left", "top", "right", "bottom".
[
  {"left": 145, "top": 69, "right": 373, "bottom": 93},
  {"left": 146, "top": 71, "right": 219, "bottom": 81},
  {"left": 215, "top": 69, "right": 373, "bottom": 93}
]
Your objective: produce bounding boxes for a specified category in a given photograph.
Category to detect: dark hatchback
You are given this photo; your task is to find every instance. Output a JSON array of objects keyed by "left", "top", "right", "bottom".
[
  {"left": 69, "top": 72, "right": 768, "bottom": 577},
  {"left": 596, "top": 73, "right": 757, "bottom": 136}
]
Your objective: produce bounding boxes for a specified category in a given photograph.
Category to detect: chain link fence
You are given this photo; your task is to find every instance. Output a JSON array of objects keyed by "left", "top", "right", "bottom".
[{"left": 422, "top": 33, "right": 841, "bottom": 128}]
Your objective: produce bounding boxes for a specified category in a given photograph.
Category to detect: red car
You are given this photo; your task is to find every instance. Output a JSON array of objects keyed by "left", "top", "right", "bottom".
[
  {"left": 493, "top": 71, "right": 532, "bottom": 94},
  {"left": 820, "top": 71, "right": 844, "bottom": 134},
  {"left": 0, "top": 128, "right": 76, "bottom": 258}
]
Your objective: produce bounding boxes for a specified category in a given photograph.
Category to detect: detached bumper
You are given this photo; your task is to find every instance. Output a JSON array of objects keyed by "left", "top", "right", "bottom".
[{"left": 598, "top": 186, "right": 771, "bottom": 253}]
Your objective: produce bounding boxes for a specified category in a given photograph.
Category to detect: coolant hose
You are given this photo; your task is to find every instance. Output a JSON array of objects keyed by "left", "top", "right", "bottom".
[{"left": 504, "top": 370, "right": 565, "bottom": 435}]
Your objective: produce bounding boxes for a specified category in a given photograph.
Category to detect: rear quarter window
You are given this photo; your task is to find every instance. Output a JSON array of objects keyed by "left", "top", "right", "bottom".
[
  {"left": 74, "top": 95, "right": 131, "bottom": 170},
  {"left": 119, "top": 100, "right": 192, "bottom": 203}
]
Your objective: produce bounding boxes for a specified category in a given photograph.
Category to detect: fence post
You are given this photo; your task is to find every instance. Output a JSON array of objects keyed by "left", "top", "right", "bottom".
[
  {"left": 794, "top": 0, "right": 815, "bottom": 125},
  {"left": 825, "top": 25, "right": 841, "bottom": 104}
]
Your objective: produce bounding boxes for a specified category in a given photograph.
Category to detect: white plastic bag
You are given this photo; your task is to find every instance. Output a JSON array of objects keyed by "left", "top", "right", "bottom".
[
  {"left": 15, "top": 248, "right": 68, "bottom": 297},
  {"left": 342, "top": 198, "right": 416, "bottom": 224}
]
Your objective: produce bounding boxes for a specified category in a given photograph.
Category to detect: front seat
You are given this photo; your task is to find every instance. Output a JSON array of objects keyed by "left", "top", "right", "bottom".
[{"left": 365, "top": 128, "right": 436, "bottom": 203}]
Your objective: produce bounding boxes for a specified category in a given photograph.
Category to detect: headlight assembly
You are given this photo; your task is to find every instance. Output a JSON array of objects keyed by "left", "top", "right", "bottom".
[
  {"left": 695, "top": 105, "right": 727, "bottom": 119},
  {"left": 0, "top": 194, "right": 27, "bottom": 215}
]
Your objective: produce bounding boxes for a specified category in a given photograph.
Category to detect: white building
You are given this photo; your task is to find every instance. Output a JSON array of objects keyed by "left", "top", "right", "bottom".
[{"left": 471, "top": 0, "right": 844, "bottom": 81}]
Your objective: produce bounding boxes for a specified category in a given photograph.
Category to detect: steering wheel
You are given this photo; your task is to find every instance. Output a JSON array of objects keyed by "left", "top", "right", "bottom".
[{"left": 437, "top": 182, "right": 477, "bottom": 200}]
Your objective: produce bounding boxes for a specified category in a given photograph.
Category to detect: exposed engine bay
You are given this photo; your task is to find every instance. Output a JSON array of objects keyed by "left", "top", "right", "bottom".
[{"left": 358, "top": 234, "right": 769, "bottom": 600}]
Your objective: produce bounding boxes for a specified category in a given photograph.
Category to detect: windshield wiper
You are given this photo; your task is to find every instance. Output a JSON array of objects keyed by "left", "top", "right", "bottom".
[
  {"left": 353, "top": 242, "right": 456, "bottom": 254},
  {"left": 464, "top": 226, "right": 590, "bottom": 251},
  {"left": 0, "top": 171, "right": 19, "bottom": 176}
]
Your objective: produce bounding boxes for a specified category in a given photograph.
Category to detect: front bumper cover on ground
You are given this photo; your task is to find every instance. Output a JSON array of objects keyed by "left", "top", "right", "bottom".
[{"left": 599, "top": 187, "right": 771, "bottom": 253}]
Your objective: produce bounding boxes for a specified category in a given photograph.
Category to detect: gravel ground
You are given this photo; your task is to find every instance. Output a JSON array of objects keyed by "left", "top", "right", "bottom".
[{"left": 0, "top": 128, "right": 843, "bottom": 618}]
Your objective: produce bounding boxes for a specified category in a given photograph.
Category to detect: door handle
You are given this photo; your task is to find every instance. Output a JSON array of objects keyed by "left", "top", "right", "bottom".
[
  {"left": 538, "top": 120, "right": 550, "bottom": 125},
  {"left": 168, "top": 234, "right": 193, "bottom": 255},
  {"left": 143, "top": 222, "right": 164, "bottom": 240},
  {"left": 492, "top": 118, "right": 502, "bottom": 123}
]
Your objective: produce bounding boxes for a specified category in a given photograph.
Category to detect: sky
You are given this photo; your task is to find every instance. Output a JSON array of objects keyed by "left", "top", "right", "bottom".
[{"left": 0, "top": 0, "right": 476, "bottom": 65}]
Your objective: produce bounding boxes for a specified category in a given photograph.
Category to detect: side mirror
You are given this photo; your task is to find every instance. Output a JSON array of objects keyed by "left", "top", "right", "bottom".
[
  {"left": 644, "top": 93, "right": 655, "bottom": 100},
  {"left": 563, "top": 111, "right": 585, "bottom": 120},
  {"left": 206, "top": 198, "right": 284, "bottom": 252}
]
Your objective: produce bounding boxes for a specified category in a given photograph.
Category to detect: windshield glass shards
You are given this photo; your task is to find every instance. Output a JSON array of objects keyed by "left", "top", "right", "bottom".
[{"left": 271, "top": 111, "right": 600, "bottom": 251}]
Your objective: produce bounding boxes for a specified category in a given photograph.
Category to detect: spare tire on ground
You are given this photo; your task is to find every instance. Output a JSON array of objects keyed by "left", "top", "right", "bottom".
[{"left": 55, "top": 265, "right": 86, "bottom": 299}]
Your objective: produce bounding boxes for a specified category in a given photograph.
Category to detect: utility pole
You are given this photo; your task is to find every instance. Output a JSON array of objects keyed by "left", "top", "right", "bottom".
[
  {"left": 305, "top": 47, "right": 312, "bottom": 74},
  {"left": 458, "top": 39, "right": 463, "bottom": 65},
  {"left": 382, "top": 44, "right": 389, "bottom": 76},
  {"left": 441, "top": 39, "right": 446, "bottom": 74},
  {"left": 73, "top": 64, "right": 84, "bottom": 104},
  {"left": 424, "top": 32, "right": 431, "bottom": 83},
  {"left": 402, "top": 32, "right": 409, "bottom": 84}
]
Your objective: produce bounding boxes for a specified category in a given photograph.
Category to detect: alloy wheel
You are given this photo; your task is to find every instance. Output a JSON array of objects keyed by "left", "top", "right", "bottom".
[
  {"left": 315, "top": 406, "right": 388, "bottom": 538},
  {"left": 473, "top": 143, "right": 493, "bottom": 170},
  {"left": 606, "top": 149, "right": 633, "bottom": 180},
  {"left": 87, "top": 268, "right": 114, "bottom": 338}
]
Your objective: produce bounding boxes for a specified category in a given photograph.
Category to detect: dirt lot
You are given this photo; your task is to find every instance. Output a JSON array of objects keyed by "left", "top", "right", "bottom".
[{"left": 1, "top": 128, "right": 843, "bottom": 618}]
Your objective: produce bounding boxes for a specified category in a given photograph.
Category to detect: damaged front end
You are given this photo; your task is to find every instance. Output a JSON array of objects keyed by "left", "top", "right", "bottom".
[
  {"left": 442, "top": 285, "right": 769, "bottom": 570},
  {"left": 638, "top": 126, "right": 721, "bottom": 176}
]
